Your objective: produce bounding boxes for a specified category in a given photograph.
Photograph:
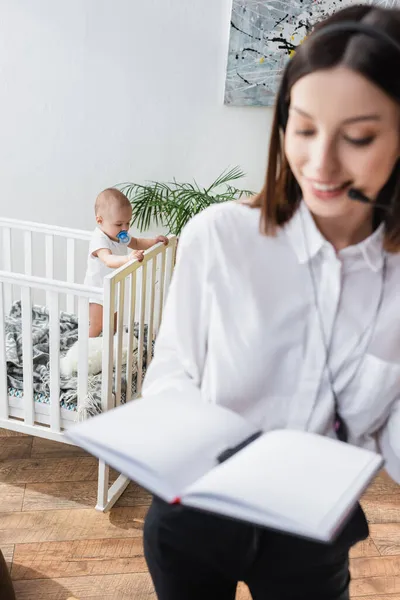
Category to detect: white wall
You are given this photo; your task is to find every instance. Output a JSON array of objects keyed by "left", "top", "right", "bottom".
[{"left": 0, "top": 0, "right": 272, "bottom": 233}]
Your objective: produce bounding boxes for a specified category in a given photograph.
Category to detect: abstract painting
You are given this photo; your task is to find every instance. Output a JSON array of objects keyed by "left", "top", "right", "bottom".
[{"left": 224, "top": 0, "right": 400, "bottom": 106}]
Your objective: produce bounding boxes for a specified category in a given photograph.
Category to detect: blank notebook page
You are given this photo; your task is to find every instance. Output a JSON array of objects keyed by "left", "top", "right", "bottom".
[{"left": 184, "top": 429, "right": 379, "bottom": 531}]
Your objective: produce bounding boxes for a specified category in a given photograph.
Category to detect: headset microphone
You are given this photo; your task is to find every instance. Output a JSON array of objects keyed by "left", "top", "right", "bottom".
[{"left": 348, "top": 188, "right": 390, "bottom": 211}]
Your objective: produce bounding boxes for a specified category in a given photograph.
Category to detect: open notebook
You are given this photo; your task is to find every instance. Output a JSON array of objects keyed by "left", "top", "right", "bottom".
[{"left": 66, "top": 395, "right": 383, "bottom": 542}]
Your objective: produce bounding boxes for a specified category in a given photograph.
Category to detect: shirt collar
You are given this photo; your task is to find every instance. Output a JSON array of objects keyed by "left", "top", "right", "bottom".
[
  {"left": 341, "top": 221, "right": 385, "bottom": 272},
  {"left": 284, "top": 201, "right": 385, "bottom": 272}
]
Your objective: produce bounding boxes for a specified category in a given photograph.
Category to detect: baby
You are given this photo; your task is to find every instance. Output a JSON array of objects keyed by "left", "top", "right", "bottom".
[{"left": 84, "top": 188, "right": 168, "bottom": 337}]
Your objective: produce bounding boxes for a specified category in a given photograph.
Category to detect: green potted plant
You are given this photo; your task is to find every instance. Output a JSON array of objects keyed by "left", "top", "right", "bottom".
[{"left": 117, "top": 166, "right": 254, "bottom": 236}]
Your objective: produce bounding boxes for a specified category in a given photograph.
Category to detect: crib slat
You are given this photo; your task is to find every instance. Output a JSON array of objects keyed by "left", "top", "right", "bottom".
[
  {"left": 77, "top": 297, "right": 89, "bottom": 412},
  {"left": 49, "top": 291, "right": 60, "bottom": 431},
  {"left": 115, "top": 279, "right": 125, "bottom": 406},
  {"left": 168, "top": 241, "right": 177, "bottom": 289},
  {"left": 66, "top": 238, "right": 75, "bottom": 313},
  {"left": 147, "top": 258, "right": 157, "bottom": 368},
  {"left": 125, "top": 271, "right": 137, "bottom": 403},
  {"left": 158, "top": 250, "right": 166, "bottom": 325},
  {"left": 0, "top": 283, "right": 8, "bottom": 419},
  {"left": 45, "top": 234, "right": 54, "bottom": 279},
  {"left": 2, "top": 227, "right": 12, "bottom": 312},
  {"left": 137, "top": 262, "right": 147, "bottom": 395},
  {"left": 21, "top": 287, "right": 34, "bottom": 426},
  {"left": 101, "top": 276, "right": 115, "bottom": 413},
  {"left": 24, "top": 231, "right": 33, "bottom": 275},
  {"left": 2, "top": 226, "right": 11, "bottom": 270},
  {"left": 45, "top": 235, "right": 54, "bottom": 306}
]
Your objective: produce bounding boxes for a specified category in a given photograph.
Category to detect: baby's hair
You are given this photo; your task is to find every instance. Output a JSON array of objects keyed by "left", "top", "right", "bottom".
[{"left": 95, "top": 188, "right": 131, "bottom": 216}]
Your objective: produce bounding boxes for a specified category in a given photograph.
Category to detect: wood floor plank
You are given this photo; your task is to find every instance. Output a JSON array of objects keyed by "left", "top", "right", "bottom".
[
  {"left": 361, "top": 497, "right": 400, "bottom": 524},
  {"left": 0, "top": 482, "right": 26, "bottom": 513},
  {"left": 350, "top": 537, "right": 380, "bottom": 558},
  {"left": 22, "top": 482, "right": 102, "bottom": 512},
  {"left": 360, "top": 472, "right": 399, "bottom": 525},
  {"left": 350, "top": 575, "right": 400, "bottom": 596},
  {"left": 352, "top": 597, "right": 400, "bottom": 600},
  {"left": 0, "top": 429, "right": 30, "bottom": 438},
  {"left": 0, "top": 506, "right": 148, "bottom": 545},
  {"left": 370, "top": 523, "right": 400, "bottom": 556},
  {"left": 351, "top": 555, "right": 400, "bottom": 578},
  {"left": 366, "top": 471, "right": 399, "bottom": 497},
  {"left": 13, "top": 571, "right": 154, "bottom": 599},
  {"left": 11, "top": 538, "right": 146, "bottom": 580},
  {"left": 0, "top": 457, "right": 99, "bottom": 484},
  {"left": 115, "top": 483, "right": 151, "bottom": 508},
  {"left": 30, "top": 438, "right": 89, "bottom": 459},
  {"left": 22, "top": 481, "right": 150, "bottom": 512},
  {"left": 1, "top": 544, "right": 14, "bottom": 570},
  {"left": 0, "top": 436, "right": 33, "bottom": 460}
]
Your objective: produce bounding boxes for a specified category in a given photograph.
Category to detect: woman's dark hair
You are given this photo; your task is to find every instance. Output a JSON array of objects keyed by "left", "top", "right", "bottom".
[{"left": 253, "top": 5, "right": 400, "bottom": 252}]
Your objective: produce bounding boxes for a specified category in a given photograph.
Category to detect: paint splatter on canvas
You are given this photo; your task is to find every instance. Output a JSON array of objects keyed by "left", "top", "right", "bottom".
[{"left": 224, "top": 0, "right": 400, "bottom": 106}]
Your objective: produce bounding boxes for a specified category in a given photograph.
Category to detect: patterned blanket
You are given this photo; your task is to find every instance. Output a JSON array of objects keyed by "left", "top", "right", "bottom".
[{"left": 5, "top": 301, "right": 147, "bottom": 416}]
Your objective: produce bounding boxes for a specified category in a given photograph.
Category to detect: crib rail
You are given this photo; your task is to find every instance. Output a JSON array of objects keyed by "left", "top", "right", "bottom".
[
  {"left": 0, "top": 217, "right": 92, "bottom": 240},
  {"left": 0, "top": 272, "right": 102, "bottom": 437},
  {"left": 96, "top": 236, "right": 177, "bottom": 511},
  {"left": 0, "top": 236, "right": 177, "bottom": 438},
  {"left": 101, "top": 236, "right": 177, "bottom": 413},
  {"left": 0, "top": 217, "right": 92, "bottom": 314}
]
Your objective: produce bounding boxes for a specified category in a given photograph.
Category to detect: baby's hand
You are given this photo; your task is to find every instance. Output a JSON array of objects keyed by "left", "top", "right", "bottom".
[
  {"left": 129, "top": 249, "right": 144, "bottom": 262},
  {"left": 155, "top": 235, "right": 169, "bottom": 246}
]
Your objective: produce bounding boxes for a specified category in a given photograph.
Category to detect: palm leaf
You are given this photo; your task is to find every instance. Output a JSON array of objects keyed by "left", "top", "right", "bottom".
[
  {"left": 123, "top": 183, "right": 168, "bottom": 231},
  {"left": 206, "top": 166, "right": 245, "bottom": 193},
  {"left": 165, "top": 190, "right": 200, "bottom": 234},
  {"left": 116, "top": 167, "right": 254, "bottom": 235}
]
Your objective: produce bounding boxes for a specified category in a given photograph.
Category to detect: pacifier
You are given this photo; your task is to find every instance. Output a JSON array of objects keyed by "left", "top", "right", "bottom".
[{"left": 117, "top": 230, "right": 131, "bottom": 244}]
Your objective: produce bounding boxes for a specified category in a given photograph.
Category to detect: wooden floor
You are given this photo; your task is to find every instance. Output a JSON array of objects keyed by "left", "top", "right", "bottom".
[{"left": 0, "top": 428, "right": 398, "bottom": 599}]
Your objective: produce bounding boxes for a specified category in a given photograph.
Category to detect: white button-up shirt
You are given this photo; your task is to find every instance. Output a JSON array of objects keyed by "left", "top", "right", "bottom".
[{"left": 143, "top": 201, "right": 400, "bottom": 483}]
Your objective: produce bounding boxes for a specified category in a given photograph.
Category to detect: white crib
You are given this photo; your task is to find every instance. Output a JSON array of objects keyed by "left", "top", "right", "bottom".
[{"left": 0, "top": 217, "right": 177, "bottom": 510}]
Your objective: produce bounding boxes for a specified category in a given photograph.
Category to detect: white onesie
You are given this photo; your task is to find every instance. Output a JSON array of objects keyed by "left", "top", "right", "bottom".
[{"left": 84, "top": 228, "right": 128, "bottom": 305}]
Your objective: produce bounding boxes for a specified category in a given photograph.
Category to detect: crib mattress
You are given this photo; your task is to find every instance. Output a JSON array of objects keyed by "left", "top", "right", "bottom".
[
  {"left": 5, "top": 301, "right": 151, "bottom": 416},
  {"left": 8, "top": 387, "right": 76, "bottom": 410}
]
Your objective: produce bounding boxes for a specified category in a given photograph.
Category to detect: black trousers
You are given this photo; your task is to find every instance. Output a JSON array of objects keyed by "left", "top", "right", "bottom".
[{"left": 144, "top": 497, "right": 369, "bottom": 600}]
